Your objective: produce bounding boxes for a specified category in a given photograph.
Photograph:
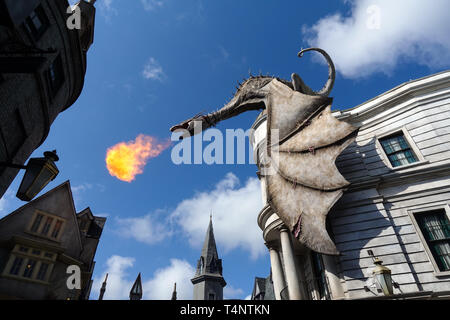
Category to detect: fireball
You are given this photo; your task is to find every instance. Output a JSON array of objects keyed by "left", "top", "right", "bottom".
[{"left": 106, "top": 134, "right": 170, "bottom": 182}]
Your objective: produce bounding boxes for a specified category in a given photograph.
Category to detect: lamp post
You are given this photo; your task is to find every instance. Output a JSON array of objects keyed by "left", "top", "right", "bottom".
[{"left": 0, "top": 150, "right": 59, "bottom": 201}]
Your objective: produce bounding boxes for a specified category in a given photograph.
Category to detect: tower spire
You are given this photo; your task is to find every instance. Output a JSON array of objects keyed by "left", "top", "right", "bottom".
[
  {"left": 98, "top": 273, "right": 108, "bottom": 300},
  {"left": 201, "top": 214, "right": 219, "bottom": 264},
  {"left": 130, "top": 273, "right": 143, "bottom": 300},
  {"left": 191, "top": 216, "right": 226, "bottom": 300},
  {"left": 171, "top": 282, "right": 177, "bottom": 300}
]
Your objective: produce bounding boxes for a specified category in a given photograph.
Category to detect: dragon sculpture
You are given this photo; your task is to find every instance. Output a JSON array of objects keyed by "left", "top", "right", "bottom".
[{"left": 170, "top": 48, "right": 359, "bottom": 255}]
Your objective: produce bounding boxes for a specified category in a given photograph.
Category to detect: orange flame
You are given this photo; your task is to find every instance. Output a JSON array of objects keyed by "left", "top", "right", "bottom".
[{"left": 106, "top": 134, "right": 170, "bottom": 182}]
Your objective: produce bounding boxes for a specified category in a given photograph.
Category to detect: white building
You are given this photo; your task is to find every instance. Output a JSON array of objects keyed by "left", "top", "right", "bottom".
[{"left": 251, "top": 70, "right": 450, "bottom": 300}]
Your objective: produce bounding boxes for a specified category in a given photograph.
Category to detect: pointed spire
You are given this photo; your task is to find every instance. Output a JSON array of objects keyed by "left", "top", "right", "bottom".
[
  {"left": 98, "top": 273, "right": 108, "bottom": 300},
  {"left": 171, "top": 283, "right": 177, "bottom": 300},
  {"left": 201, "top": 214, "right": 219, "bottom": 263},
  {"left": 191, "top": 215, "right": 226, "bottom": 299},
  {"left": 130, "top": 273, "right": 143, "bottom": 300}
]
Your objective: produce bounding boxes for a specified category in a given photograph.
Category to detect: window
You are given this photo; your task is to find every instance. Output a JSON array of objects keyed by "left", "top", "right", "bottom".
[
  {"left": 41, "top": 216, "right": 54, "bottom": 236},
  {"left": 9, "top": 257, "right": 24, "bottom": 275},
  {"left": 29, "top": 211, "right": 65, "bottom": 240},
  {"left": 24, "top": 5, "right": 48, "bottom": 40},
  {"left": 23, "top": 259, "right": 37, "bottom": 278},
  {"left": 2, "top": 245, "right": 55, "bottom": 283},
  {"left": 36, "top": 263, "right": 49, "bottom": 281},
  {"left": 415, "top": 209, "right": 450, "bottom": 272},
  {"left": 379, "top": 133, "right": 418, "bottom": 168},
  {"left": 311, "top": 251, "right": 330, "bottom": 300},
  {"left": 51, "top": 220, "right": 63, "bottom": 239},
  {"left": 30, "top": 214, "right": 43, "bottom": 233},
  {"left": 44, "top": 253, "right": 54, "bottom": 259},
  {"left": 47, "top": 55, "right": 64, "bottom": 97},
  {"left": 199, "top": 257, "right": 204, "bottom": 274},
  {"left": 19, "top": 246, "right": 29, "bottom": 253}
]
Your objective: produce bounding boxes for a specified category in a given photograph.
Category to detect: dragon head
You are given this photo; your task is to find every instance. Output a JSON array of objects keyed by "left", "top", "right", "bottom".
[{"left": 169, "top": 113, "right": 208, "bottom": 140}]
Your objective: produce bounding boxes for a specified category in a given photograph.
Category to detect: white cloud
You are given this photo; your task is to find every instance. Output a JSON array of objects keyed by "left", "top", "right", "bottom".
[
  {"left": 113, "top": 173, "right": 265, "bottom": 258},
  {"left": 91, "top": 255, "right": 135, "bottom": 300},
  {"left": 143, "top": 259, "right": 195, "bottom": 300},
  {"left": 142, "top": 57, "right": 166, "bottom": 81},
  {"left": 171, "top": 172, "right": 265, "bottom": 259},
  {"left": 303, "top": 0, "right": 450, "bottom": 78},
  {"left": 224, "top": 285, "right": 245, "bottom": 299},
  {"left": 141, "top": 0, "right": 165, "bottom": 11},
  {"left": 71, "top": 183, "right": 93, "bottom": 194},
  {"left": 97, "top": 0, "right": 118, "bottom": 20},
  {"left": 91, "top": 256, "right": 195, "bottom": 300},
  {"left": 71, "top": 183, "right": 101, "bottom": 209},
  {"left": 114, "top": 213, "right": 172, "bottom": 245},
  {"left": 0, "top": 190, "right": 13, "bottom": 218}
]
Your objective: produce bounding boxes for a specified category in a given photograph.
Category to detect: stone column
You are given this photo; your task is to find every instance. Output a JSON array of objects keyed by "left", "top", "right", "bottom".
[
  {"left": 322, "top": 254, "right": 345, "bottom": 300},
  {"left": 279, "top": 227, "right": 303, "bottom": 300},
  {"left": 267, "top": 243, "right": 285, "bottom": 300}
]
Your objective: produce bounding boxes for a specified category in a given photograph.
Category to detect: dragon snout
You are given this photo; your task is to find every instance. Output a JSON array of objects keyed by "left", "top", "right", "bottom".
[{"left": 170, "top": 120, "right": 196, "bottom": 140}]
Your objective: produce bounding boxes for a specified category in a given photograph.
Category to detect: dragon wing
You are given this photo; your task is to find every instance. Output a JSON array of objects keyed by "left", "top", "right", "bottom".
[{"left": 265, "top": 79, "right": 358, "bottom": 255}]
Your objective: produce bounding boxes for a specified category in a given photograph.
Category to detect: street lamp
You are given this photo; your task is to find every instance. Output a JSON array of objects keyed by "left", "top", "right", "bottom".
[
  {"left": 0, "top": 150, "right": 59, "bottom": 201},
  {"left": 372, "top": 257, "right": 393, "bottom": 296},
  {"left": 367, "top": 250, "right": 394, "bottom": 296}
]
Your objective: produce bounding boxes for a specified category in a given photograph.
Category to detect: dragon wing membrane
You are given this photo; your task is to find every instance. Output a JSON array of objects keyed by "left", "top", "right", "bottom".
[{"left": 265, "top": 79, "right": 359, "bottom": 255}]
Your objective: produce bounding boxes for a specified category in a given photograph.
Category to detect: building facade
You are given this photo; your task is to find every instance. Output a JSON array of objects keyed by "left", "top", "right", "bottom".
[
  {"left": 251, "top": 70, "right": 450, "bottom": 300},
  {"left": 250, "top": 275, "right": 275, "bottom": 300},
  {"left": 191, "top": 217, "right": 226, "bottom": 300},
  {"left": 0, "top": 180, "right": 106, "bottom": 299},
  {"left": 0, "top": 0, "right": 96, "bottom": 198}
]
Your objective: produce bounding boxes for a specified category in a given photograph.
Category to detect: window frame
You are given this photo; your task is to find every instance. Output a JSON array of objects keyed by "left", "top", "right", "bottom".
[
  {"left": 375, "top": 127, "right": 427, "bottom": 170},
  {"left": 1, "top": 244, "right": 56, "bottom": 284},
  {"left": 407, "top": 204, "right": 450, "bottom": 276},
  {"left": 27, "top": 210, "right": 66, "bottom": 242}
]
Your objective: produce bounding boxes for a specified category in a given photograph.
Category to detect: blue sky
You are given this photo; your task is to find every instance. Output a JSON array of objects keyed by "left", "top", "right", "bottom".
[{"left": 1, "top": 0, "right": 450, "bottom": 299}]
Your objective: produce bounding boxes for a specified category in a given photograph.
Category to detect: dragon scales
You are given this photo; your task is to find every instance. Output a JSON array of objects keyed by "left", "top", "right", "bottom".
[{"left": 170, "top": 48, "right": 359, "bottom": 255}]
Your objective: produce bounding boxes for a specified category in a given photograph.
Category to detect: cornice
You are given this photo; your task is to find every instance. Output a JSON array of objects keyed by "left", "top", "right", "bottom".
[{"left": 333, "top": 70, "right": 450, "bottom": 126}]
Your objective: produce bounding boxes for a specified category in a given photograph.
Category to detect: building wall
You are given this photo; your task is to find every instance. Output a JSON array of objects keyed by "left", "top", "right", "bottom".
[
  {"left": 253, "top": 71, "right": 450, "bottom": 300},
  {"left": 0, "top": 0, "right": 93, "bottom": 198},
  {"left": 329, "top": 72, "right": 450, "bottom": 299},
  {"left": 0, "top": 181, "right": 104, "bottom": 300}
]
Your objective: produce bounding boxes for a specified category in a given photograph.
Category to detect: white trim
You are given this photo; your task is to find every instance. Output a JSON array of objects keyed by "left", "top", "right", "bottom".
[
  {"left": 407, "top": 204, "right": 450, "bottom": 277},
  {"left": 333, "top": 71, "right": 450, "bottom": 127},
  {"left": 375, "top": 127, "right": 425, "bottom": 170}
]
